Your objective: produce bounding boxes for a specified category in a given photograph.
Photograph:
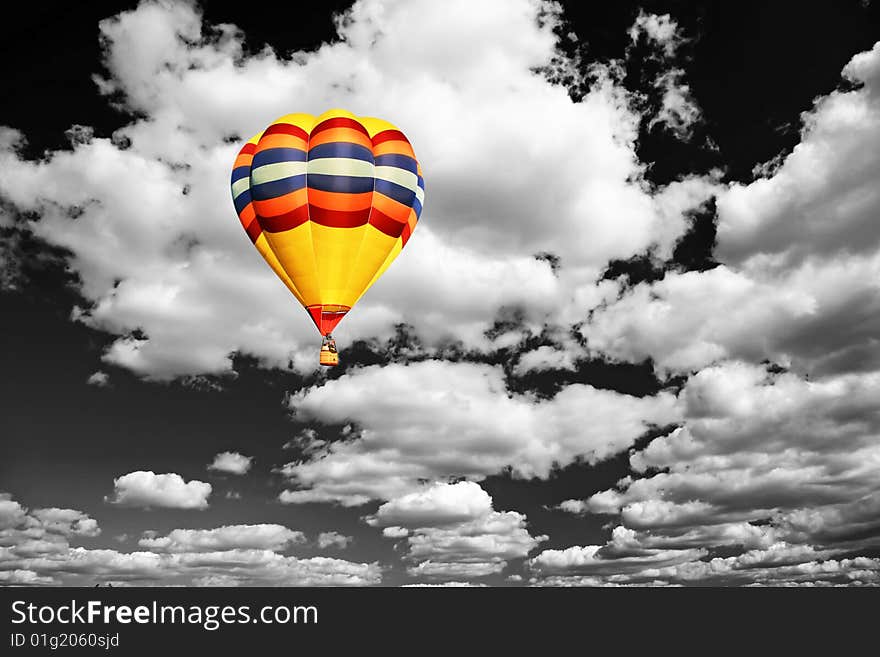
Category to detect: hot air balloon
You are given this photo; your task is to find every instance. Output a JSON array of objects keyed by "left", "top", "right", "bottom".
[{"left": 230, "top": 109, "right": 424, "bottom": 367}]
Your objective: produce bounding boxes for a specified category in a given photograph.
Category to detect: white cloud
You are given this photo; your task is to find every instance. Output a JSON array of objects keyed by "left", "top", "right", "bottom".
[
  {"left": 86, "top": 371, "right": 110, "bottom": 386},
  {"left": 627, "top": 11, "right": 701, "bottom": 139},
  {"left": 717, "top": 42, "right": 880, "bottom": 265},
  {"left": 628, "top": 11, "right": 682, "bottom": 57},
  {"left": 107, "top": 471, "right": 212, "bottom": 509},
  {"left": 0, "top": 495, "right": 28, "bottom": 530},
  {"left": 514, "top": 345, "right": 578, "bottom": 374},
  {"left": 649, "top": 68, "right": 701, "bottom": 139},
  {"left": 530, "top": 543, "right": 704, "bottom": 578},
  {"left": 0, "top": 495, "right": 101, "bottom": 556},
  {"left": 583, "top": 42, "right": 880, "bottom": 378},
  {"left": 0, "top": 494, "right": 104, "bottom": 582},
  {"left": 30, "top": 508, "right": 100, "bottom": 538},
  {"left": 317, "top": 532, "right": 353, "bottom": 550},
  {"left": 534, "top": 360, "right": 880, "bottom": 585},
  {"left": 402, "top": 580, "right": 487, "bottom": 587},
  {"left": 404, "top": 510, "right": 547, "bottom": 580},
  {"left": 0, "top": 569, "right": 57, "bottom": 585},
  {"left": 0, "top": 0, "right": 714, "bottom": 379},
  {"left": 280, "top": 361, "right": 679, "bottom": 505},
  {"left": 2, "top": 547, "right": 382, "bottom": 586},
  {"left": 365, "top": 482, "right": 545, "bottom": 581},
  {"left": 368, "top": 481, "right": 493, "bottom": 528},
  {"left": 531, "top": 545, "right": 880, "bottom": 587},
  {"left": 0, "top": 493, "right": 380, "bottom": 586},
  {"left": 382, "top": 526, "right": 409, "bottom": 539},
  {"left": 207, "top": 451, "right": 253, "bottom": 475},
  {"left": 138, "top": 524, "right": 305, "bottom": 552}
]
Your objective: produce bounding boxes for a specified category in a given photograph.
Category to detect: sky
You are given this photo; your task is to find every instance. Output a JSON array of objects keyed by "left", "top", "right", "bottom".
[{"left": 1, "top": 0, "right": 879, "bottom": 587}]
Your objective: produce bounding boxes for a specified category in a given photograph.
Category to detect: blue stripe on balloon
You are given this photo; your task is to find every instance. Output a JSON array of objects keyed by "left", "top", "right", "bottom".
[
  {"left": 375, "top": 179, "right": 416, "bottom": 206},
  {"left": 250, "top": 174, "right": 307, "bottom": 201},
  {"left": 307, "top": 173, "right": 375, "bottom": 194},
  {"left": 252, "top": 147, "right": 307, "bottom": 168},
  {"left": 374, "top": 154, "right": 418, "bottom": 174},
  {"left": 233, "top": 190, "right": 252, "bottom": 215},
  {"left": 412, "top": 197, "right": 422, "bottom": 219},
  {"left": 231, "top": 166, "right": 251, "bottom": 183},
  {"left": 308, "top": 142, "right": 374, "bottom": 163}
]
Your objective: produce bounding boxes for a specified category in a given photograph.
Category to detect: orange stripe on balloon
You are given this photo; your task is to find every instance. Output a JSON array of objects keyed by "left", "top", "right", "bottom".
[
  {"left": 238, "top": 203, "right": 257, "bottom": 227},
  {"left": 307, "top": 189, "right": 373, "bottom": 212},
  {"left": 308, "top": 127, "right": 372, "bottom": 150},
  {"left": 252, "top": 188, "right": 308, "bottom": 217},
  {"left": 371, "top": 140, "right": 415, "bottom": 158},
  {"left": 371, "top": 190, "right": 412, "bottom": 223},
  {"left": 257, "top": 133, "right": 307, "bottom": 151}
]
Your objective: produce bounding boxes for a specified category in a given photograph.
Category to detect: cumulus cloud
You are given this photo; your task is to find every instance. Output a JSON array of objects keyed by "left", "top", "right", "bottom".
[
  {"left": 403, "top": 510, "right": 547, "bottom": 580},
  {"left": 583, "top": 42, "right": 880, "bottom": 378},
  {"left": 280, "top": 361, "right": 679, "bottom": 506},
  {"left": 532, "top": 359, "right": 880, "bottom": 586},
  {"left": 718, "top": 42, "right": 880, "bottom": 265},
  {"left": 0, "top": 495, "right": 28, "bottom": 530},
  {"left": 317, "top": 532, "right": 353, "bottom": 550},
  {"left": 0, "top": 496, "right": 101, "bottom": 551},
  {"left": 2, "top": 546, "right": 382, "bottom": 587},
  {"left": 107, "top": 471, "right": 212, "bottom": 509},
  {"left": 207, "top": 451, "right": 253, "bottom": 475},
  {"left": 513, "top": 345, "right": 579, "bottom": 375},
  {"left": 0, "top": 569, "right": 58, "bottom": 586},
  {"left": 138, "top": 524, "right": 305, "bottom": 552},
  {"left": 382, "top": 526, "right": 409, "bottom": 539},
  {"left": 0, "top": 494, "right": 103, "bottom": 583},
  {"left": 401, "top": 580, "right": 487, "bottom": 587},
  {"left": 531, "top": 543, "right": 880, "bottom": 587},
  {"left": 30, "top": 508, "right": 100, "bottom": 538},
  {"left": 0, "top": 0, "right": 714, "bottom": 379},
  {"left": 0, "top": 493, "right": 379, "bottom": 586},
  {"left": 368, "top": 481, "right": 493, "bottom": 528},
  {"left": 368, "top": 482, "right": 545, "bottom": 581},
  {"left": 86, "top": 371, "right": 110, "bottom": 386}
]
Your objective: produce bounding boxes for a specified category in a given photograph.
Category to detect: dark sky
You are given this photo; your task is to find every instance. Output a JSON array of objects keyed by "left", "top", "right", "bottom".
[{"left": 2, "top": 1, "right": 879, "bottom": 587}]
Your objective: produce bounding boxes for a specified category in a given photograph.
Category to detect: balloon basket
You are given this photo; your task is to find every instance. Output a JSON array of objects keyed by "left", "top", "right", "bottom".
[{"left": 319, "top": 335, "right": 339, "bottom": 367}]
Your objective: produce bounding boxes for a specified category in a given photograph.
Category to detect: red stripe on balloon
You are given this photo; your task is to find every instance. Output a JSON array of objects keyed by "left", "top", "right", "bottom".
[
  {"left": 259, "top": 205, "right": 310, "bottom": 232},
  {"left": 244, "top": 215, "right": 262, "bottom": 243},
  {"left": 371, "top": 129, "right": 409, "bottom": 145},
  {"left": 310, "top": 117, "right": 369, "bottom": 137},
  {"left": 264, "top": 123, "right": 310, "bottom": 141},
  {"left": 308, "top": 205, "right": 370, "bottom": 228},
  {"left": 369, "top": 207, "right": 407, "bottom": 238}
]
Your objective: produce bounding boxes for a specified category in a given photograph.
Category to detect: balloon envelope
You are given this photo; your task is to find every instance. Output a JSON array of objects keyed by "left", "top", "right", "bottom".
[{"left": 230, "top": 109, "right": 424, "bottom": 336}]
